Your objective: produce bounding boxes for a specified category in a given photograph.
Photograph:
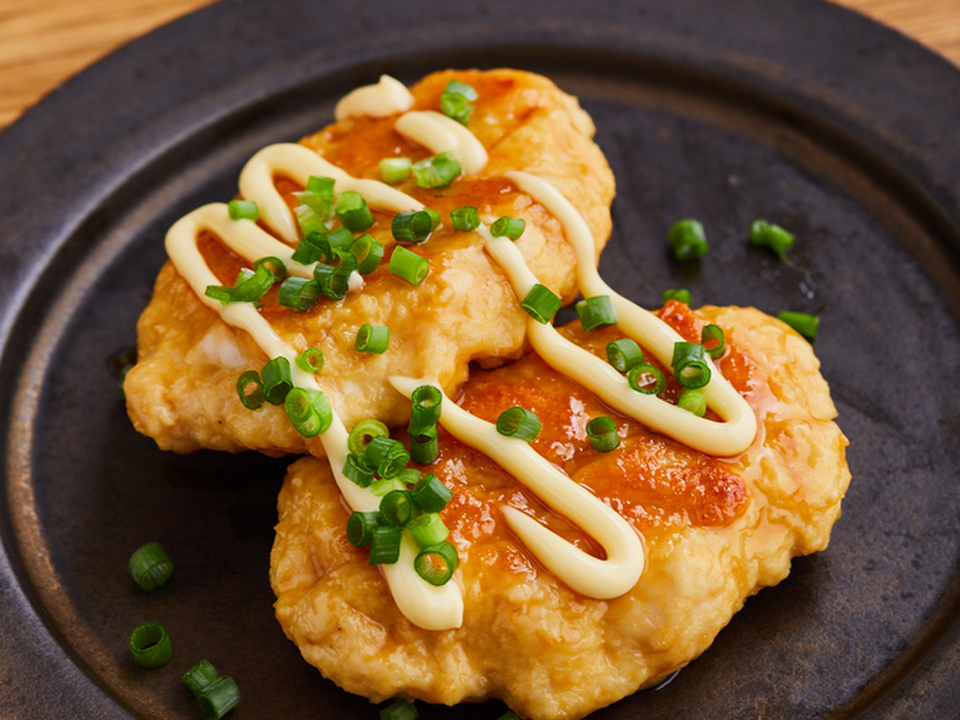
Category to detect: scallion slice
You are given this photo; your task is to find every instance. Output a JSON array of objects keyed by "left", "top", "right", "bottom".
[
  {"left": 391, "top": 210, "right": 433, "bottom": 243},
  {"left": 284, "top": 387, "right": 332, "bottom": 438},
  {"left": 669, "top": 219, "right": 709, "bottom": 261},
  {"left": 586, "top": 416, "right": 620, "bottom": 452},
  {"left": 414, "top": 541, "right": 459, "bottom": 585},
  {"left": 204, "top": 285, "right": 233, "bottom": 304},
  {"left": 678, "top": 388, "right": 707, "bottom": 417},
  {"left": 388, "top": 246, "right": 430, "bottom": 285},
  {"left": 370, "top": 476, "right": 408, "bottom": 497},
  {"left": 450, "top": 205, "right": 480, "bottom": 232},
  {"left": 490, "top": 215, "right": 526, "bottom": 240},
  {"left": 291, "top": 231, "right": 327, "bottom": 265},
  {"left": 439, "top": 80, "right": 478, "bottom": 126},
  {"left": 336, "top": 190, "right": 375, "bottom": 232},
  {"left": 701, "top": 324, "right": 726, "bottom": 359},
  {"left": 278, "top": 276, "right": 320, "bottom": 311},
  {"left": 229, "top": 264, "right": 276, "bottom": 304},
  {"left": 409, "top": 425, "right": 439, "bottom": 465},
  {"left": 313, "top": 263, "right": 351, "bottom": 300},
  {"left": 348, "top": 418, "right": 390, "bottom": 457},
  {"left": 261, "top": 356, "right": 293, "bottom": 405},
  {"left": 227, "top": 199, "right": 259, "bottom": 221},
  {"left": 368, "top": 524, "right": 403, "bottom": 565},
  {"left": 343, "top": 453, "right": 375, "bottom": 488},
  {"left": 356, "top": 323, "right": 390, "bottom": 354},
  {"left": 671, "top": 341, "right": 712, "bottom": 389},
  {"left": 410, "top": 472, "right": 452, "bottom": 513},
  {"left": 520, "top": 283, "right": 562, "bottom": 324},
  {"left": 194, "top": 675, "right": 241, "bottom": 720},
  {"left": 662, "top": 288, "right": 692, "bottom": 305},
  {"left": 576, "top": 295, "right": 617, "bottom": 331},
  {"left": 325, "top": 227, "right": 355, "bottom": 252},
  {"left": 295, "top": 347, "right": 324, "bottom": 374},
  {"left": 362, "top": 436, "right": 409, "bottom": 478},
  {"left": 182, "top": 659, "right": 220, "bottom": 695},
  {"left": 380, "top": 157, "right": 412, "bottom": 184},
  {"left": 749, "top": 218, "right": 794, "bottom": 259},
  {"left": 347, "top": 511, "right": 381, "bottom": 547},
  {"left": 253, "top": 256, "right": 286, "bottom": 280},
  {"left": 411, "top": 152, "right": 461, "bottom": 189},
  {"left": 409, "top": 384, "right": 442, "bottom": 435},
  {"left": 129, "top": 541, "right": 174, "bottom": 591},
  {"left": 627, "top": 363, "right": 665, "bottom": 395},
  {"left": 350, "top": 233, "right": 385, "bottom": 275},
  {"left": 407, "top": 513, "right": 450, "bottom": 549},
  {"left": 295, "top": 203, "right": 330, "bottom": 236},
  {"left": 381, "top": 699, "right": 419, "bottom": 720},
  {"left": 379, "top": 489, "right": 414, "bottom": 527},
  {"left": 606, "top": 338, "right": 644, "bottom": 373},
  {"left": 296, "top": 177, "right": 335, "bottom": 233},
  {"left": 496, "top": 406, "right": 542, "bottom": 442},
  {"left": 235, "top": 370, "right": 265, "bottom": 410},
  {"left": 778, "top": 310, "right": 820, "bottom": 341},
  {"left": 129, "top": 622, "right": 173, "bottom": 668}
]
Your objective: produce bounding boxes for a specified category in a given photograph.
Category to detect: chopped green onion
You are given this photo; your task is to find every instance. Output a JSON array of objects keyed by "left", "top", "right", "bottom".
[
  {"left": 295, "top": 347, "right": 324, "bottom": 374},
  {"left": 391, "top": 210, "right": 433, "bottom": 243},
  {"left": 129, "top": 622, "right": 173, "bottom": 668},
  {"left": 291, "top": 231, "right": 327, "bottom": 265},
  {"left": 450, "top": 205, "right": 480, "bottom": 232},
  {"left": 669, "top": 219, "right": 709, "bottom": 261},
  {"left": 295, "top": 203, "right": 330, "bottom": 235},
  {"left": 227, "top": 199, "right": 259, "bottom": 221},
  {"left": 678, "top": 388, "right": 707, "bottom": 417},
  {"left": 396, "top": 467, "right": 422, "bottom": 486},
  {"left": 440, "top": 80, "right": 478, "bottom": 125},
  {"left": 194, "top": 675, "right": 241, "bottom": 720},
  {"left": 424, "top": 207, "right": 441, "bottom": 231},
  {"left": 204, "top": 285, "right": 233, "bottom": 304},
  {"left": 778, "top": 310, "right": 820, "bottom": 341},
  {"left": 586, "top": 416, "right": 620, "bottom": 452},
  {"left": 414, "top": 541, "right": 459, "bottom": 585},
  {"left": 380, "top": 157, "right": 412, "bottom": 184},
  {"left": 409, "top": 425, "right": 439, "bottom": 465},
  {"left": 701, "top": 324, "right": 726, "bottom": 359},
  {"left": 490, "top": 216, "right": 526, "bottom": 240},
  {"left": 253, "top": 256, "right": 286, "bottom": 280},
  {"left": 409, "top": 384, "right": 442, "bottom": 435},
  {"left": 182, "top": 659, "right": 220, "bottom": 696},
  {"left": 388, "top": 246, "right": 430, "bottom": 285},
  {"left": 278, "top": 276, "right": 320, "bottom": 311},
  {"left": 749, "top": 218, "right": 794, "bottom": 259},
  {"left": 381, "top": 699, "right": 419, "bottom": 720},
  {"left": 296, "top": 177, "right": 336, "bottom": 233},
  {"left": 368, "top": 525, "right": 403, "bottom": 565},
  {"left": 628, "top": 363, "right": 665, "bottom": 395},
  {"left": 261, "top": 356, "right": 293, "bottom": 405},
  {"left": 606, "top": 338, "right": 644, "bottom": 372},
  {"left": 229, "top": 264, "right": 276, "bottom": 304},
  {"left": 379, "top": 490, "right": 414, "bottom": 527},
  {"left": 671, "top": 341, "right": 712, "bottom": 389},
  {"left": 410, "top": 473, "right": 452, "bottom": 513},
  {"left": 407, "top": 513, "right": 449, "bottom": 548},
  {"left": 129, "top": 541, "right": 174, "bottom": 591},
  {"left": 411, "top": 152, "right": 461, "bottom": 189},
  {"left": 520, "top": 283, "right": 562, "bottom": 324},
  {"left": 356, "top": 323, "right": 390, "bottom": 354},
  {"left": 336, "top": 190, "right": 375, "bottom": 232},
  {"left": 363, "top": 436, "right": 410, "bottom": 478},
  {"left": 350, "top": 233, "right": 384, "bottom": 274},
  {"left": 325, "top": 227, "right": 355, "bottom": 252},
  {"left": 370, "top": 476, "right": 408, "bottom": 497},
  {"left": 662, "top": 288, "right": 692, "bottom": 305},
  {"left": 347, "top": 511, "right": 381, "bottom": 547},
  {"left": 312, "top": 262, "right": 351, "bottom": 300},
  {"left": 576, "top": 295, "right": 617, "bottom": 331},
  {"left": 348, "top": 418, "right": 390, "bottom": 457},
  {"left": 284, "top": 387, "right": 332, "bottom": 438},
  {"left": 496, "top": 406, "right": 542, "bottom": 442},
  {"left": 306, "top": 175, "right": 335, "bottom": 196},
  {"left": 343, "top": 453, "right": 374, "bottom": 488},
  {"left": 235, "top": 370, "right": 265, "bottom": 410}
]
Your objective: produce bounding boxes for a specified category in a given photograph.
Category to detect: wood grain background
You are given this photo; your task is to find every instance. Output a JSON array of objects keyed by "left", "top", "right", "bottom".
[{"left": 0, "top": 0, "right": 958, "bottom": 133}]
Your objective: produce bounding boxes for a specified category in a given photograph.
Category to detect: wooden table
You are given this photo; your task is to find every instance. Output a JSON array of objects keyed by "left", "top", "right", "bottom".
[{"left": 0, "top": 0, "right": 958, "bottom": 133}]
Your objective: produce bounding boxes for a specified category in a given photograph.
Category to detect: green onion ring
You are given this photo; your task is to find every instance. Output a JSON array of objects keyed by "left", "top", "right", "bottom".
[
  {"left": 777, "top": 310, "right": 820, "bottom": 341},
  {"left": 414, "top": 541, "right": 459, "bottom": 586},
  {"left": 520, "top": 283, "right": 563, "bottom": 324},
  {"left": 227, "top": 199, "right": 259, "bottom": 221},
  {"left": 380, "top": 157, "right": 412, "bottom": 184},
  {"left": 606, "top": 338, "right": 644, "bottom": 373},
  {"left": 128, "top": 541, "right": 174, "bottom": 591},
  {"left": 261, "top": 356, "right": 294, "bottom": 405},
  {"left": 284, "top": 387, "right": 332, "bottom": 438},
  {"left": 409, "top": 425, "right": 439, "bottom": 465},
  {"left": 128, "top": 622, "right": 173, "bottom": 668},
  {"left": 194, "top": 675, "right": 241, "bottom": 720},
  {"left": 409, "top": 384, "right": 442, "bottom": 435},
  {"left": 671, "top": 341, "right": 712, "bottom": 389},
  {"left": 367, "top": 525, "right": 403, "bottom": 565},
  {"left": 348, "top": 418, "right": 390, "bottom": 457},
  {"left": 182, "top": 659, "right": 220, "bottom": 696},
  {"left": 347, "top": 511, "right": 381, "bottom": 548},
  {"left": 627, "top": 363, "right": 665, "bottom": 395},
  {"left": 379, "top": 489, "right": 414, "bottom": 527},
  {"left": 669, "top": 219, "right": 709, "bottom": 261},
  {"left": 450, "top": 205, "right": 480, "bottom": 232},
  {"left": 380, "top": 699, "right": 420, "bottom": 720},
  {"left": 586, "top": 416, "right": 620, "bottom": 452},
  {"left": 356, "top": 323, "right": 390, "bottom": 354},
  {"left": 388, "top": 246, "right": 430, "bottom": 285},
  {"left": 678, "top": 388, "right": 708, "bottom": 417},
  {"left": 295, "top": 347, "right": 324, "bottom": 374},
  {"left": 335, "top": 190, "right": 375, "bottom": 232},
  {"left": 575, "top": 295, "right": 617, "bottom": 331},
  {"left": 410, "top": 472, "right": 452, "bottom": 513},
  {"left": 662, "top": 288, "right": 692, "bottom": 306},
  {"left": 496, "top": 406, "right": 542, "bottom": 442},
  {"left": 490, "top": 215, "right": 526, "bottom": 240},
  {"left": 701, "top": 324, "right": 726, "bottom": 359},
  {"left": 407, "top": 513, "right": 450, "bottom": 549}
]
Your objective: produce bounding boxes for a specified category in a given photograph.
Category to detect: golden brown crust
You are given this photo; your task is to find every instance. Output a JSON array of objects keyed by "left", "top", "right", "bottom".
[
  {"left": 124, "top": 69, "right": 614, "bottom": 455},
  {"left": 270, "top": 306, "right": 850, "bottom": 720}
]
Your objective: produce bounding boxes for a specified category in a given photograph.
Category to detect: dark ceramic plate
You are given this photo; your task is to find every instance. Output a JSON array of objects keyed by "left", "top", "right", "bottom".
[{"left": 2, "top": 0, "right": 959, "bottom": 718}]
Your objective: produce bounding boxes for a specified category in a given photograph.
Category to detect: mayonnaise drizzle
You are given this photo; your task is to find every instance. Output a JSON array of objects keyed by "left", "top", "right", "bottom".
[
  {"left": 501, "top": 171, "right": 758, "bottom": 457},
  {"left": 390, "top": 376, "right": 644, "bottom": 598},
  {"left": 334, "top": 74, "right": 415, "bottom": 121},
  {"left": 162, "top": 74, "right": 759, "bottom": 631},
  {"left": 394, "top": 110, "right": 489, "bottom": 175}
]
